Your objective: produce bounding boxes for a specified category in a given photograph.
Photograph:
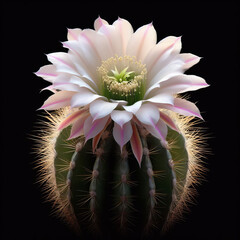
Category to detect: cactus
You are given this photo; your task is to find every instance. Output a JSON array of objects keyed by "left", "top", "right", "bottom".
[
  {"left": 36, "top": 108, "right": 206, "bottom": 240},
  {"left": 34, "top": 17, "right": 209, "bottom": 240}
]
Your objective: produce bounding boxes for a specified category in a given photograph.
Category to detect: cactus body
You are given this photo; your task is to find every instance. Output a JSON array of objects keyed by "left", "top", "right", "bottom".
[{"left": 50, "top": 118, "right": 190, "bottom": 239}]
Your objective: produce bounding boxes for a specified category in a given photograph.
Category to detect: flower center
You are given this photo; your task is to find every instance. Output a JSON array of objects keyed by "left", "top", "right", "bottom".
[{"left": 98, "top": 56, "right": 147, "bottom": 105}]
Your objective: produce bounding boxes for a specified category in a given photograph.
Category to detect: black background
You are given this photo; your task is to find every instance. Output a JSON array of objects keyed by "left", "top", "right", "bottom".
[{"left": 1, "top": 2, "right": 239, "bottom": 240}]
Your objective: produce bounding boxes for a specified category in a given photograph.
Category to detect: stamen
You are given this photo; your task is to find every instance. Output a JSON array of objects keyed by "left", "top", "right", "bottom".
[{"left": 97, "top": 56, "right": 147, "bottom": 105}]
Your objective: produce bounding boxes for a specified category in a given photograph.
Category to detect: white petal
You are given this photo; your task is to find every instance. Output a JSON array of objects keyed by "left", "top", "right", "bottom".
[
  {"left": 71, "top": 88, "right": 105, "bottom": 108},
  {"left": 122, "top": 101, "right": 142, "bottom": 114},
  {"left": 113, "top": 121, "right": 133, "bottom": 151},
  {"left": 94, "top": 17, "right": 109, "bottom": 31},
  {"left": 113, "top": 18, "right": 133, "bottom": 55},
  {"left": 159, "top": 74, "right": 209, "bottom": 94},
  {"left": 126, "top": 23, "right": 157, "bottom": 61},
  {"left": 110, "top": 99, "right": 128, "bottom": 106},
  {"left": 84, "top": 115, "right": 110, "bottom": 141},
  {"left": 111, "top": 110, "right": 133, "bottom": 128},
  {"left": 45, "top": 72, "right": 71, "bottom": 84},
  {"left": 144, "top": 36, "right": 182, "bottom": 78},
  {"left": 145, "top": 93, "right": 174, "bottom": 105},
  {"left": 158, "top": 98, "right": 203, "bottom": 119},
  {"left": 69, "top": 75, "right": 97, "bottom": 93},
  {"left": 51, "top": 82, "right": 81, "bottom": 92},
  {"left": 40, "top": 91, "right": 75, "bottom": 110},
  {"left": 35, "top": 65, "right": 58, "bottom": 82},
  {"left": 135, "top": 103, "right": 160, "bottom": 126},
  {"left": 90, "top": 99, "right": 118, "bottom": 121},
  {"left": 47, "top": 52, "right": 78, "bottom": 75},
  {"left": 145, "top": 74, "right": 208, "bottom": 98},
  {"left": 144, "top": 119, "right": 168, "bottom": 147},
  {"left": 67, "top": 28, "right": 82, "bottom": 41},
  {"left": 148, "top": 56, "right": 184, "bottom": 87},
  {"left": 98, "top": 21, "right": 123, "bottom": 56},
  {"left": 62, "top": 41, "right": 100, "bottom": 83},
  {"left": 144, "top": 83, "right": 160, "bottom": 98},
  {"left": 80, "top": 29, "right": 113, "bottom": 61},
  {"left": 180, "top": 53, "right": 201, "bottom": 70}
]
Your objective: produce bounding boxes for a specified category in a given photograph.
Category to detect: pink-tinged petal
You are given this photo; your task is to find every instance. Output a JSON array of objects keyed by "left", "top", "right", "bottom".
[
  {"left": 109, "top": 99, "right": 128, "bottom": 106},
  {"left": 94, "top": 17, "right": 109, "bottom": 31},
  {"left": 144, "top": 83, "right": 160, "bottom": 98},
  {"left": 51, "top": 82, "right": 81, "bottom": 92},
  {"left": 144, "top": 119, "right": 168, "bottom": 148},
  {"left": 145, "top": 93, "right": 174, "bottom": 105},
  {"left": 62, "top": 41, "right": 100, "bottom": 83},
  {"left": 92, "top": 117, "right": 111, "bottom": 153},
  {"left": 144, "top": 36, "right": 182, "bottom": 78},
  {"left": 123, "top": 101, "right": 142, "bottom": 114},
  {"left": 126, "top": 23, "right": 157, "bottom": 61},
  {"left": 146, "top": 74, "right": 209, "bottom": 97},
  {"left": 67, "top": 28, "right": 82, "bottom": 41},
  {"left": 180, "top": 53, "right": 201, "bottom": 70},
  {"left": 160, "top": 74, "right": 209, "bottom": 94},
  {"left": 50, "top": 72, "right": 72, "bottom": 83},
  {"left": 80, "top": 29, "right": 112, "bottom": 61},
  {"left": 98, "top": 23, "right": 123, "bottom": 56},
  {"left": 58, "top": 109, "right": 87, "bottom": 130},
  {"left": 148, "top": 57, "right": 184, "bottom": 88},
  {"left": 159, "top": 98, "right": 203, "bottom": 119},
  {"left": 47, "top": 52, "right": 78, "bottom": 75},
  {"left": 160, "top": 111, "right": 179, "bottom": 132},
  {"left": 135, "top": 103, "right": 160, "bottom": 126},
  {"left": 40, "top": 91, "right": 75, "bottom": 110},
  {"left": 92, "top": 132, "right": 102, "bottom": 153},
  {"left": 71, "top": 88, "right": 106, "bottom": 108},
  {"left": 84, "top": 115, "right": 110, "bottom": 142},
  {"left": 69, "top": 75, "right": 97, "bottom": 93},
  {"left": 89, "top": 99, "right": 118, "bottom": 121},
  {"left": 113, "top": 121, "right": 133, "bottom": 152},
  {"left": 68, "top": 113, "right": 90, "bottom": 139},
  {"left": 94, "top": 17, "right": 123, "bottom": 56},
  {"left": 111, "top": 110, "right": 133, "bottom": 128},
  {"left": 35, "top": 65, "right": 58, "bottom": 82},
  {"left": 41, "top": 85, "right": 57, "bottom": 93},
  {"left": 130, "top": 122, "right": 143, "bottom": 166},
  {"left": 172, "top": 36, "right": 182, "bottom": 54},
  {"left": 113, "top": 17, "right": 133, "bottom": 55}
]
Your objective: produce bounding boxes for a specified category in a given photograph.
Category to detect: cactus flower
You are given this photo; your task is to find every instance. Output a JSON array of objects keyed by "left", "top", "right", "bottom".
[
  {"left": 35, "top": 17, "right": 209, "bottom": 239},
  {"left": 35, "top": 17, "right": 208, "bottom": 165}
]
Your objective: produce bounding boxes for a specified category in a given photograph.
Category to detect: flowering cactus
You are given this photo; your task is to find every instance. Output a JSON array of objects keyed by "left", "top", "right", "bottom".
[{"left": 35, "top": 17, "right": 209, "bottom": 239}]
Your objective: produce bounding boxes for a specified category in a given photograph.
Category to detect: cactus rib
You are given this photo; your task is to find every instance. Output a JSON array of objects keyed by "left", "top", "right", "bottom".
[{"left": 35, "top": 108, "right": 207, "bottom": 239}]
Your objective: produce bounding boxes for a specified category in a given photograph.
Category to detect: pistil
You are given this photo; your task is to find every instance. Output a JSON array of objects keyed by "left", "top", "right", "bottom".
[{"left": 98, "top": 56, "right": 147, "bottom": 105}]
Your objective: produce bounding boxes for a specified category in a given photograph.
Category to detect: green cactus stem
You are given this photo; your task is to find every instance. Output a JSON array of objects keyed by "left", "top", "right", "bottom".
[{"left": 36, "top": 109, "right": 205, "bottom": 240}]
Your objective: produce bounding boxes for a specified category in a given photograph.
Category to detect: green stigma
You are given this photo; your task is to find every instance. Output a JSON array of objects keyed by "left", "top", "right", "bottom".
[
  {"left": 98, "top": 56, "right": 147, "bottom": 105},
  {"left": 108, "top": 66, "right": 135, "bottom": 83}
]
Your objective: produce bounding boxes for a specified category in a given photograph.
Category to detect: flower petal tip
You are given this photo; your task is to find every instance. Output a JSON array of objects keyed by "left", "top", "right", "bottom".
[
  {"left": 84, "top": 137, "right": 90, "bottom": 144},
  {"left": 37, "top": 106, "right": 44, "bottom": 111},
  {"left": 199, "top": 113, "right": 204, "bottom": 121},
  {"left": 161, "top": 140, "right": 169, "bottom": 149}
]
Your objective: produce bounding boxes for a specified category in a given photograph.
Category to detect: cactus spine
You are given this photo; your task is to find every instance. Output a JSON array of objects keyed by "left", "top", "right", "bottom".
[{"left": 36, "top": 108, "right": 205, "bottom": 239}]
